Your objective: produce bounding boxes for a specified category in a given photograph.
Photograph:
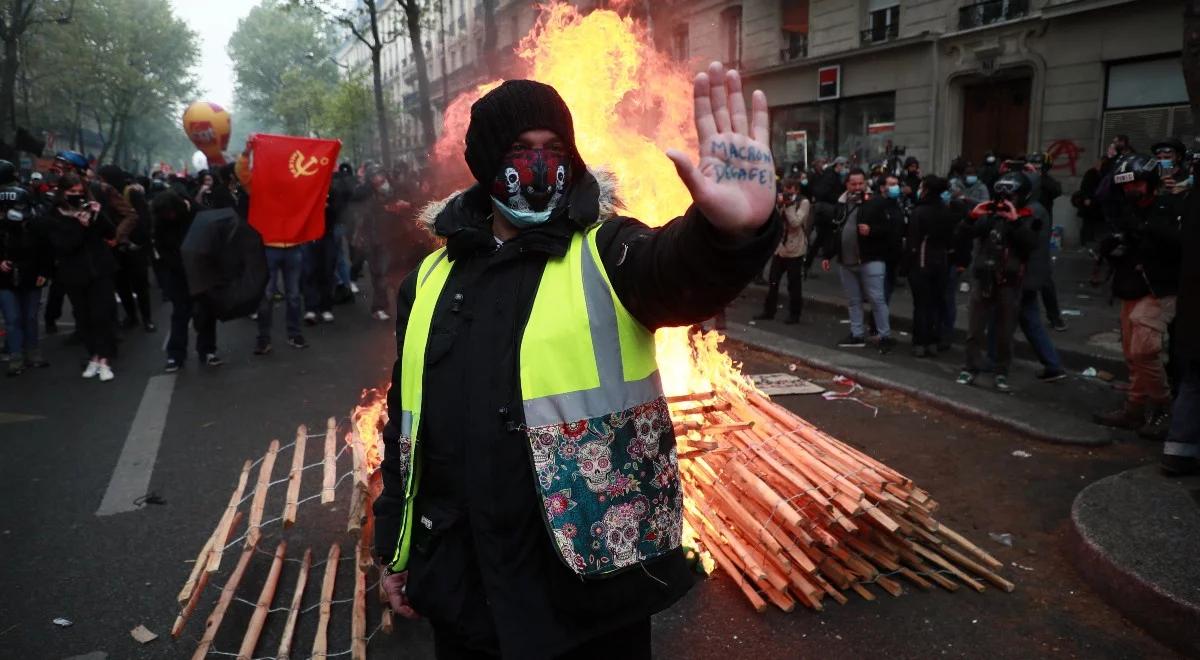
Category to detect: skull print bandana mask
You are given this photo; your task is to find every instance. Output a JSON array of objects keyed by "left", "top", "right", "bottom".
[{"left": 489, "top": 146, "right": 571, "bottom": 228}]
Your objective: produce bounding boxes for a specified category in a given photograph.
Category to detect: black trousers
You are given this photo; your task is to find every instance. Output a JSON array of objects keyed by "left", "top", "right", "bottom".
[
  {"left": 761, "top": 255, "right": 804, "bottom": 319},
  {"left": 909, "top": 265, "right": 949, "bottom": 348},
  {"left": 66, "top": 277, "right": 117, "bottom": 359},
  {"left": 114, "top": 248, "right": 153, "bottom": 323},
  {"left": 965, "top": 284, "right": 1020, "bottom": 376},
  {"left": 157, "top": 263, "right": 216, "bottom": 362},
  {"left": 433, "top": 618, "right": 651, "bottom": 660},
  {"left": 1040, "top": 280, "right": 1062, "bottom": 325},
  {"left": 44, "top": 280, "right": 66, "bottom": 324}
]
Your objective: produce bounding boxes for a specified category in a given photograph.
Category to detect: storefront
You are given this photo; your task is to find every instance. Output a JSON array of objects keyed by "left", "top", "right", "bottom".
[{"left": 769, "top": 93, "right": 897, "bottom": 171}]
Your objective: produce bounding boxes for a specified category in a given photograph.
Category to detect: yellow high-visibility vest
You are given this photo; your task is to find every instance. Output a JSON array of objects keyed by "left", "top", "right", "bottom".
[{"left": 389, "top": 225, "right": 681, "bottom": 576}]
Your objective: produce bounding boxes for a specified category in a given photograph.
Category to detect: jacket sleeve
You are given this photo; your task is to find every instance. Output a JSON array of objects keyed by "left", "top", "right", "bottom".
[
  {"left": 106, "top": 185, "right": 138, "bottom": 244},
  {"left": 595, "top": 206, "right": 781, "bottom": 330},
  {"left": 372, "top": 269, "right": 418, "bottom": 563}
]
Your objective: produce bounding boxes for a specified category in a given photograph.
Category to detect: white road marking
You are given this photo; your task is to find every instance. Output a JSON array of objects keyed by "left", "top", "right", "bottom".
[{"left": 95, "top": 374, "right": 177, "bottom": 516}]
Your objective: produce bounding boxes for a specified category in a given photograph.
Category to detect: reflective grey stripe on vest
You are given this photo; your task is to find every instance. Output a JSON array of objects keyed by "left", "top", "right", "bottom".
[
  {"left": 400, "top": 409, "right": 414, "bottom": 437},
  {"left": 419, "top": 251, "right": 448, "bottom": 288},
  {"left": 522, "top": 235, "right": 663, "bottom": 428}
]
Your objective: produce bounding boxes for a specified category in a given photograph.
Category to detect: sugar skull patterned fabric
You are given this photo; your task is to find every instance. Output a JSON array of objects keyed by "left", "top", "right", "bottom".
[{"left": 525, "top": 397, "right": 683, "bottom": 576}]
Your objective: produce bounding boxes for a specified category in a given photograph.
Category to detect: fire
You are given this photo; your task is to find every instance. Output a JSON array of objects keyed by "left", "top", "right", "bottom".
[{"left": 351, "top": 387, "right": 388, "bottom": 472}]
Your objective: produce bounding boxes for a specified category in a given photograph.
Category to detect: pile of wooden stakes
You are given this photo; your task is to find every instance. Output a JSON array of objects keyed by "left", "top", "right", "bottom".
[
  {"left": 670, "top": 390, "right": 1014, "bottom": 612},
  {"left": 173, "top": 418, "right": 387, "bottom": 660}
]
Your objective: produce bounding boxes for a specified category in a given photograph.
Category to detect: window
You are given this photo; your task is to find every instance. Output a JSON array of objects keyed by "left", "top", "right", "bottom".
[
  {"left": 770, "top": 93, "right": 896, "bottom": 170},
  {"left": 863, "top": 0, "right": 898, "bottom": 44},
  {"left": 671, "top": 23, "right": 689, "bottom": 62},
  {"left": 720, "top": 5, "right": 742, "bottom": 69},
  {"left": 780, "top": 0, "right": 808, "bottom": 61},
  {"left": 1101, "top": 56, "right": 1194, "bottom": 152},
  {"left": 958, "top": 0, "right": 1029, "bottom": 30}
]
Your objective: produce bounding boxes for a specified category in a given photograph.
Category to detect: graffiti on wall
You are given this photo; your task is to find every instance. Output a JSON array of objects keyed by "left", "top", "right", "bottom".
[{"left": 1045, "top": 139, "right": 1085, "bottom": 177}]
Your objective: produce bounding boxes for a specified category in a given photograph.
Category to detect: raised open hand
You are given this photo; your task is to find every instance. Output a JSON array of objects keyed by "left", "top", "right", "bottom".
[{"left": 666, "top": 62, "right": 776, "bottom": 237}]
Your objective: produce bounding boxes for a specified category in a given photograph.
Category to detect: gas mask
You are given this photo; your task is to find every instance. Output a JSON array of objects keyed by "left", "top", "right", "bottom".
[{"left": 490, "top": 146, "right": 571, "bottom": 228}]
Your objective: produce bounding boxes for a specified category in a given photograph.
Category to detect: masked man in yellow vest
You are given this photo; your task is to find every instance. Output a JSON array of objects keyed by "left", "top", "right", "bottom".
[{"left": 375, "top": 62, "right": 780, "bottom": 658}]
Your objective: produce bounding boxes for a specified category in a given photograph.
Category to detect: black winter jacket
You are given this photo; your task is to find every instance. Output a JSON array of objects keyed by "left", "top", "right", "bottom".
[
  {"left": 905, "top": 196, "right": 959, "bottom": 272},
  {"left": 1099, "top": 191, "right": 1185, "bottom": 300},
  {"left": 956, "top": 205, "right": 1037, "bottom": 288},
  {"left": 821, "top": 194, "right": 896, "bottom": 265},
  {"left": 372, "top": 170, "right": 780, "bottom": 658},
  {"left": 0, "top": 210, "right": 51, "bottom": 290},
  {"left": 43, "top": 206, "right": 116, "bottom": 287}
]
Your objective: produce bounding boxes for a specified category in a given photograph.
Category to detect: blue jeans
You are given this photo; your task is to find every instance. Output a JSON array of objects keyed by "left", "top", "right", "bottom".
[
  {"left": 0, "top": 288, "right": 42, "bottom": 356},
  {"left": 838, "top": 260, "right": 890, "bottom": 339},
  {"left": 258, "top": 246, "right": 303, "bottom": 340},
  {"left": 1164, "top": 364, "right": 1199, "bottom": 459}
]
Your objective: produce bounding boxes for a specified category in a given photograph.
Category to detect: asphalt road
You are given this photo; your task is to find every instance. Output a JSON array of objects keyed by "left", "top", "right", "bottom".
[{"left": 0, "top": 292, "right": 1180, "bottom": 659}]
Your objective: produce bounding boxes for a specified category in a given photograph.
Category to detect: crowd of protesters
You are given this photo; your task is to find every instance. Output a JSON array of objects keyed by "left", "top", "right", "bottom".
[
  {"left": 756, "top": 135, "right": 1196, "bottom": 474},
  {"left": 0, "top": 150, "right": 432, "bottom": 380}
]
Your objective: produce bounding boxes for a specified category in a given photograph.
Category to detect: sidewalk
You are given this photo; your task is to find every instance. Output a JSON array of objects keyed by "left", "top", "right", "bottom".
[
  {"left": 1068, "top": 465, "right": 1200, "bottom": 656},
  {"left": 760, "top": 247, "right": 1125, "bottom": 374}
]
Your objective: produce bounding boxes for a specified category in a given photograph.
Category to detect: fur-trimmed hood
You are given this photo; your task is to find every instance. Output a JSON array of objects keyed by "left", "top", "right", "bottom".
[{"left": 416, "top": 166, "right": 621, "bottom": 235}]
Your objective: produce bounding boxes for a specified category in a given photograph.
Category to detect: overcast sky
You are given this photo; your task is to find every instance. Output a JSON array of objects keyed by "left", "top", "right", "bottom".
[{"left": 169, "top": 0, "right": 262, "bottom": 110}]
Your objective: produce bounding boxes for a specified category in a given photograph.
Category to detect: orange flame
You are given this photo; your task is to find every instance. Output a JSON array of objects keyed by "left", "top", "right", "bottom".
[{"left": 351, "top": 387, "right": 388, "bottom": 472}]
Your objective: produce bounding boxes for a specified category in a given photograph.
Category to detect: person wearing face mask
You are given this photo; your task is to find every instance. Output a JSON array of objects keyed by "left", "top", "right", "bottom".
[
  {"left": 901, "top": 156, "right": 922, "bottom": 202},
  {"left": 352, "top": 165, "right": 415, "bottom": 321},
  {"left": 756, "top": 178, "right": 811, "bottom": 324},
  {"left": 1160, "top": 154, "right": 1200, "bottom": 475},
  {"left": 872, "top": 174, "right": 907, "bottom": 310},
  {"left": 905, "top": 176, "right": 958, "bottom": 357},
  {"left": 373, "top": 70, "right": 780, "bottom": 659},
  {"left": 951, "top": 164, "right": 991, "bottom": 205},
  {"left": 1092, "top": 152, "right": 1184, "bottom": 437},
  {"left": 810, "top": 156, "right": 846, "bottom": 204},
  {"left": 820, "top": 169, "right": 896, "bottom": 352},
  {"left": 0, "top": 182, "right": 52, "bottom": 376},
  {"left": 43, "top": 174, "right": 118, "bottom": 381}
]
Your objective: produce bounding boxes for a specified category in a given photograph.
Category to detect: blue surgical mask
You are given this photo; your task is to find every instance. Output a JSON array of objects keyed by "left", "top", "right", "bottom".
[
  {"left": 799, "top": 178, "right": 808, "bottom": 187},
  {"left": 940, "top": 190, "right": 952, "bottom": 204},
  {"left": 886, "top": 184, "right": 901, "bottom": 199},
  {"left": 838, "top": 170, "right": 848, "bottom": 182},
  {"left": 492, "top": 196, "right": 553, "bottom": 228},
  {"left": 1186, "top": 175, "right": 1195, "bottom": 187},
  {"left": 1158, "top": 159, "right": 1174, "bottom": 170},
  {"left": 965, "top": 175, "right": 978, "bottom": 185}
]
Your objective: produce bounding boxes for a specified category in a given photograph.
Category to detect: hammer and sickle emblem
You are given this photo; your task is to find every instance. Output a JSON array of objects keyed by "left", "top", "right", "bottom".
[{"left": 288, "top": 150, "right": 323, "bottom": 178}]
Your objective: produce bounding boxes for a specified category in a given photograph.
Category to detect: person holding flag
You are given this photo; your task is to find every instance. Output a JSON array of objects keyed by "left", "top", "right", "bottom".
[
  {"left": 236, "top": 134, "right": 341, "bottom": 354},
  {"left": 373, "top": 64, "right": 780, "bottom": 657}
]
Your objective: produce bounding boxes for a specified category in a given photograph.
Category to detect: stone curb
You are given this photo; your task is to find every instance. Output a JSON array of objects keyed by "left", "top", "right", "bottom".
[
  {"left": 723, "top": 321, "right": 1113, "bottom": 447},
  {"left": 1067, "top": 466, "right": 1200, "bottom": 657}
]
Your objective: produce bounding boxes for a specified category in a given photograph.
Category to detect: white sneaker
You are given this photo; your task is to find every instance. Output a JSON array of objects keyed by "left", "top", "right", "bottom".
[
  {"left": 349, "top": 282, "right": 360, "bottom": 294},
  {"left": 372, "top": 310, "right": 391, "bottom": 321},
  {"left": 303, "top": 311, "right": 318, "bottom": 325},
  {"left": 321, "top": 311, "right": 335, "bottom": 323},
  {"left": 98, "top": 364, "right": 115, "bottom": 382},
  {"left": 82, "top": 361, "right": 101, "bottom": 378}
]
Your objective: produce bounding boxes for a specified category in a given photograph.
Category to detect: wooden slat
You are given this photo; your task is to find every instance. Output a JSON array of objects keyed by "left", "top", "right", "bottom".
[
  {"left": 311, "top": 543, "right": 340, "bottom": 659},
  {"left": 206, "top": 460, "right": 252, "bottom": 573},
  {"left": 321, "top": 417, "right": 337, "bottom": 504},
  {"left": 352, "top": 540, "right": 367, "bottom": 660},
  {"left": 191, "top": 546, "right": 255, "bottom": 660},
  {"left": 237, "top": 541, "right": 287, "bottom": 660},
  {"left": 246, "top": 439, "right": 280, "bottom": 548},
  {"left": 173, "top": 511, "right": 244, "bottom": 639},
  {"left": 276, "top": 548, "right": 312, "bottom": 660},
  {"left": 283, "top": 426, "right": 307, "bottom": 528}
]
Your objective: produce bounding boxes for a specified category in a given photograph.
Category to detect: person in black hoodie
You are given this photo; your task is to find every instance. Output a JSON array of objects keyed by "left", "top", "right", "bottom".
[
  {"left": 1161, "top": 161, "right": 1199, "bottom": 475},
  {"left": 44, "top": 173, "right": 118, "bottom": 381},
  {"left": 0, "top": 184, "right": 52, "bottom": 375},
  {"left": 906, "top": 175, "right": 957, "bottom": 357},
  {"left": 151, "top": 189, "right": 220, "bottom": 371},
  {"left": 373, "top": 69, "right": 780, "bottom": 659},
  {"left": 1093, "top": 153, "right": 1184, "bottom": 434}
]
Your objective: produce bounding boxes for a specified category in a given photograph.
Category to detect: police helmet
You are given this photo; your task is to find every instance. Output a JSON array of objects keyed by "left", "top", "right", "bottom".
[{"left": 1112, "top": 153, "right": 1159, "bottom": 187}]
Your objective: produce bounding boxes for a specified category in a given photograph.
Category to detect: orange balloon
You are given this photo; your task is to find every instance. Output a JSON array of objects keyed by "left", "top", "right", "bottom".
[{"left": 182, "top": 101, "right": 232, "bottom": 167}]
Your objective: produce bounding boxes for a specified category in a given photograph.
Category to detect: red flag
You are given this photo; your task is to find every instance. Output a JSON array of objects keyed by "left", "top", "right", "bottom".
[{"left": 247, "top": 134, "right": 342, "bottom": 245}]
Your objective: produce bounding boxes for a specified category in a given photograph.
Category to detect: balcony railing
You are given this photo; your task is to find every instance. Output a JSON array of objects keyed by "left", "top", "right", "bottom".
[
  {"left": 861, "top": 22, "right": 898, "bottom": 44},
  {"left": 958, "top": 0, "right": 1029, "bottom": 30}
]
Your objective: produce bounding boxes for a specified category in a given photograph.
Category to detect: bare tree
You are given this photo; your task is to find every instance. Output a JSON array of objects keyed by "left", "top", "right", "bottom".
[
  {"left": 298, "top": 0, "right": 436, "bottom": 160},
  {"left": 481, "top": 0, "right": 497, "bottom": 77}
]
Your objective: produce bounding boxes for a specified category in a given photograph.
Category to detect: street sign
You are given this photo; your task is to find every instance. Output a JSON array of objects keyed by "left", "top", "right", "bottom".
[{"left": 818, "top": 65, "right": 840, "bottom": 101}]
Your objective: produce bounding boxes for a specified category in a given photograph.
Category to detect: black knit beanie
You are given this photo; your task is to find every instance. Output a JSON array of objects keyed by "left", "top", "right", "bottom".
[{"left": 464, "top": 79, "right": 584, "bottom": 186}]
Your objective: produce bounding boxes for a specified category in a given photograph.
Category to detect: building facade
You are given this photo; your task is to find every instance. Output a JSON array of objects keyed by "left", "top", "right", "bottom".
[{"left": 671, "top": 0, "right": 1192, "bottom": 242}]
